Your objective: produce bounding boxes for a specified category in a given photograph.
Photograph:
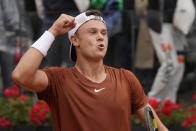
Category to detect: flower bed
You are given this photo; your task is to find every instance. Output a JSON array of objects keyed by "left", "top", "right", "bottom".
[
  {"left": 0, "top": 84, "right": 52, "bottom": 130},
  {"left": 182, "top": 94, "right": 196, "bottom": 131}
]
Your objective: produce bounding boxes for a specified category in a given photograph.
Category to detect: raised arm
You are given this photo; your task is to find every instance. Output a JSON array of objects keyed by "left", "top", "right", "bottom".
[{"left": 12, "top": 14, "right": 76, "bottom": 92}]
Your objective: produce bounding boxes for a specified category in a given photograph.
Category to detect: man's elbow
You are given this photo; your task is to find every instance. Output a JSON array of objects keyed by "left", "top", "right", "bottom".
[
  {"left": 12, "top": 70, "right": 30, "bottom": 86},
  {"left": 12, "top": 70, "right": 20, "bottom": 83}
]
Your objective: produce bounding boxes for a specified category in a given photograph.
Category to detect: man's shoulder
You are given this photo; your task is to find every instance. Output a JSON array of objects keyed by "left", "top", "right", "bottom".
[
  {"left": 41, "top": 66, "right": 73, "bottom": 74},
  {"left": 40, "top": 67, "right": 75, "bottom": 82}
]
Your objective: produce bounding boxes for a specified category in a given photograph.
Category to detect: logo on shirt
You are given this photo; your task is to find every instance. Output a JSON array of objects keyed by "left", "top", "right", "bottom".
[{"left": 94, "top": 88, "right": 105, "bottom": 93}]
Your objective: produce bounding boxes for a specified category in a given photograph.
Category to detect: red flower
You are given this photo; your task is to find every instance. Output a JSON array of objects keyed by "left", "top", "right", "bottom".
[
  {"left": 34, "top": 103, "right": 41, "bottom": 113},
  {"left": 18, "top": 95, "right": 27, "bottom": 102},
  {"left": 161, "top": 106, "right": 172, "bottom": 117},
  {"left": 11, "top": 84, "right": 20, "bottom": 96},
  {"left": 163, "top": 100, "right": 173, "bottom": 107},
  {"left": 182, "top": 117, "right": 193, "bottom": 128},
  {"left": 161, "top": 100, "right": 176, "bottom": 117},
  {"left": 175, "top": 104, "right": 182, "bottom": 110},
  {"left": 3, "top": 88, "right": 15, "bottom": 98},
  {"left": 191, "top": 114, "right": 196, "bottom": 122},
  {"left": 0, "top": 117, "right": 12, "bottom": 128},
  {"left": 192, "top": 94, "right": 196, "bottom": 101},
  {"left": 149, "top": 99, "right": 160, "bottom": 109},
  {"left": 30, "top": 101, "right": 50, "bottom": 126},
  {"left": 43, "top": 103, "right": 50, "bottom": 112},
  {"left": 39, "top": 111, "right": 46, "bottom": 122},
  {"left": 187, "top": 107, "right": 196, "bottom": 113},
  {"left": 30, "top": 110, "right": 41, "bottom": 126},
  {"left": 3, "top": 84, "right": 20, "bottom": 98}
]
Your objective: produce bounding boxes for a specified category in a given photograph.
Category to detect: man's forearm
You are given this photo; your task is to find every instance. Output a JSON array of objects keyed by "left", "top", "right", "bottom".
[
  {"left": 149, "top": 105, "right": 168, "bottom": 131},
  {"left": 135, "top": 104, "right": 168, "bottom": 131}
]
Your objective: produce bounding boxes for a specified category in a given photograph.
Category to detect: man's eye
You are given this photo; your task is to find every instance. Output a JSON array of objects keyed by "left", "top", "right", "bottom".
[
  {"left": 102, "top": 31, "right": 107, "bottom": 35},
  {"left": 90, "top": 31, "right": 96, "bottom": 34}
]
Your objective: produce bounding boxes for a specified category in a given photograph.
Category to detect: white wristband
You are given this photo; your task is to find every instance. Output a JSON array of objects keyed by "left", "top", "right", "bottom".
[{"left": 31, "top": 31, "right": 55, "bottom": 57}]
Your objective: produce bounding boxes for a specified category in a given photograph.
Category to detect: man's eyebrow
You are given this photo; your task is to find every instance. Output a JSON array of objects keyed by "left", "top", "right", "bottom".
[{"left": 86, "top": 27, "right": 107, "bottom": 31}]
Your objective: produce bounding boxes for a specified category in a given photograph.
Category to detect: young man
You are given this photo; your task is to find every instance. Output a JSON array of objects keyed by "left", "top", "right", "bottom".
[{"left": 12, "top": 10, "right": 168, "bottom": 131}]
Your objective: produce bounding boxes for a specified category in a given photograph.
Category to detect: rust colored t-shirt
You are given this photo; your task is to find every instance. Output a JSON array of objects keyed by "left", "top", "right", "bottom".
[{"left": 37, "top": 66, "right": 148, "bottom": 131}]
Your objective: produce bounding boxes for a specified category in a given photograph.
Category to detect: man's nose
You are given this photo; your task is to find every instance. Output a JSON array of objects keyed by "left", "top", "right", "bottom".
[{"left": 97, "top": 32, "right": 104, "bottom": 41}]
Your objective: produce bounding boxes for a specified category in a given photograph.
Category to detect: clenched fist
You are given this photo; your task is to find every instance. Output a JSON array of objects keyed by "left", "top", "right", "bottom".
[{"left": 48, "top": 14, "right": 76, "bottom": 37}]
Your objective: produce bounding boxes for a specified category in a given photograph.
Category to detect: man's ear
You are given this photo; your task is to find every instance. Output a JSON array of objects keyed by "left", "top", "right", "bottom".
[{"left": 70, "top": 35, "right": 79, "bottom": 47}]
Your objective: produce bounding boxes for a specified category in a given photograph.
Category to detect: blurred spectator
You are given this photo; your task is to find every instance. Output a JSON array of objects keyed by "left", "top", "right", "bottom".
[
  {"left": 35, "top": 0, "right": 45, "bottom": 20},
  {"left": 180, "top": 0, "right": 196, "bottom": 92},
  {"left": 41, "top": 0, "right": 90, "bottom": 67},
  {"left": 90, "top": 0, "right": 122, "bottom": 36},
  {"left": 134, "top": 0, "right": 156, "bottom": 93},
  {"left": 25, "top": 0, "right": 44, "bottom": 41},
  {"left": 0, "top": 0, "right": 29, "bottom": 93},
  {"left": 0, "top": 0, "right": 32, "bottom": 94},
  {"left": 147, "top": 0, "right": 195, "bottom": 103}
]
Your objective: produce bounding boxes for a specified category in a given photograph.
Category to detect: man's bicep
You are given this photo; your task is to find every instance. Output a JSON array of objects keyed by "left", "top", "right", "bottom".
[
  {"left": 25, "top": 70, "right": 48, "bottom": 92},
  {"left": 130, "top": 73, "right": 148, "bottom": 112}
]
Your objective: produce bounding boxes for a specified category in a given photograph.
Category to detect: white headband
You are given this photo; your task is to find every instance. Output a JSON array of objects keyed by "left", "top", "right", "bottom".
[{"left": 68, "top": 12, "right": 105, "bottom": 40}]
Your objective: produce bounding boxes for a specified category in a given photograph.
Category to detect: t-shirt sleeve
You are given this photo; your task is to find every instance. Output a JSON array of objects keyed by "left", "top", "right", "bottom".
[
  {"left": 123, "top": 69, "right": 148, "bottom": 113},
  {"left": 37, "top": 67, "right": 62, "bottom": 106}
]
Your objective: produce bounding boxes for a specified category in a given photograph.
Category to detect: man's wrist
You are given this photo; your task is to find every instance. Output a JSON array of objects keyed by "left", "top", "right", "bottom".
[
  {"left": 31, "top": 31, "right": 55, "bottom": 56},
  {"left": 48, "top": 28, "right": 57, "bottom": 37}
]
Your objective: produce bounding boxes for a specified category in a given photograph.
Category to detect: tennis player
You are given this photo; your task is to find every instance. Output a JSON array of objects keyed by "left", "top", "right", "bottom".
[{"left": 12, "top": 10, "right": 168, "bottom": 131}]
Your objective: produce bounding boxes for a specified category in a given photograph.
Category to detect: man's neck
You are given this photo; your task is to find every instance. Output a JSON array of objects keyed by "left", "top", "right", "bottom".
[{"left": 75, "top": 59, "right": 106, "bottom": 83}]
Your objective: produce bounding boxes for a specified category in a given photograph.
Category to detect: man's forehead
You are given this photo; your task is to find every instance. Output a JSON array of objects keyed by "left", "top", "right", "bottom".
[
  {"left": 68, "top": 12, "right": 105, "bottom": 39},
  {"left": 81, "top": 20, "right": 106, "bottom": 29},
  {"left": 85, "top": 27, "right": 107, "bottom": 31}
]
